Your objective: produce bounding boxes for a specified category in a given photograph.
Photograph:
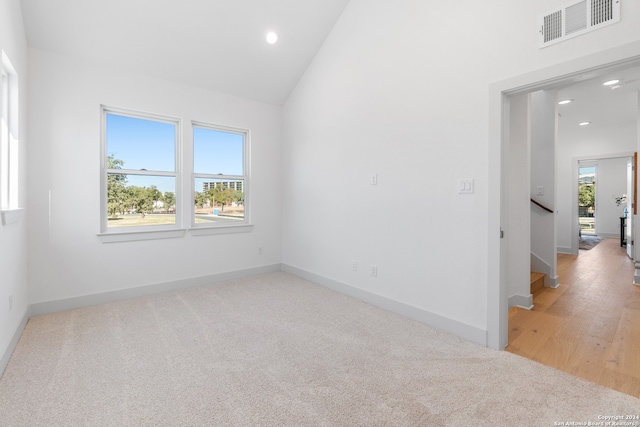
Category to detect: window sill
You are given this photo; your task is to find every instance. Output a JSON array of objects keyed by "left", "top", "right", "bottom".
[
  {"left": 1, "top": 208, "right": 24, "bottom": 225},
  {"left": 189, "top": 224, "right": 253, "bottom": 236},
  {"left": 98, "top": 228, "right": 186, "bottom": 243}
]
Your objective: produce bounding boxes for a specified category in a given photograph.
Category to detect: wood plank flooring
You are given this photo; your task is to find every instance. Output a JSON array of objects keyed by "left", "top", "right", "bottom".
[{"left": 507, "top": 238, "right": 640, "bottom": 398}]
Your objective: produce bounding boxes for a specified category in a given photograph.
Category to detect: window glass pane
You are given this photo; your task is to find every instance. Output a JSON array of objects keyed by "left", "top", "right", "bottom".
[
  {"left": 107, "top": 174, "right": 176, "bottom": 227},
  {"left": 193, "top": 127, "right": 243, "bottom": 175},
  {"left": 106, "top": 114, "right": 175, "bottom": 171},
  {"left": 194, "top": 177, "right": 244, "bottom": 223}
]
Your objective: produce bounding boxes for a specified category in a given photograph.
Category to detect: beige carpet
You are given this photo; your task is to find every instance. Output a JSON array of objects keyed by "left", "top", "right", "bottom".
[{"left": 1, "top": 272, "right": 638, "bottom": 426}]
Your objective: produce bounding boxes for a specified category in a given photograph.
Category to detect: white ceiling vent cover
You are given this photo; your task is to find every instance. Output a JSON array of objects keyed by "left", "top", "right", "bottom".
[{"left": 539, "top": 0, "right": 620, "bottom": 48}]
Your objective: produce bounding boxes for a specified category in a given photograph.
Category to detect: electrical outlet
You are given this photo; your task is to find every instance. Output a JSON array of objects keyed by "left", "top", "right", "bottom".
[
  {"left": 371, "top": 173, "right": 378, "bottom": 185},
  {"left": 371, "top": 265, "right": 377, "bottom": 277},
  {"left": 258, "top": 246, "right": 264, "bottom": 255},
  {"left": 352, "top": 260, "right": 358, "bottom": 271},
  {"left": 8, "top": 295, "right": 13, "bottom": 312}
]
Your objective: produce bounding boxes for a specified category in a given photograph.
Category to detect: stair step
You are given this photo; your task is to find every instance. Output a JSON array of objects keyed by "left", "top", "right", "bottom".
[{"left": 530, "top": 272, "right": 546, "bottom": 294}]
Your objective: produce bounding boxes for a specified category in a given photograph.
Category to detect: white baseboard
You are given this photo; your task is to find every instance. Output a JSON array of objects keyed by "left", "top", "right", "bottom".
[
  {"left": 31, "top": 264, "right": 282, "bottom": 317},
  {"left": 9, "top": 263, "right": 488, "bottom": 377},
  {"left": 509, "top": 294, "right": 533, "bottom": 310},
  {"left": 282, "top": 264, "right": 487, "bottom": 347},
  {"left": 557, "top": 247, "right": 573, "bottom": 255},
  {"left": 597, "top": 232, "right": 619, "bottom": 239},
  {"left": 531, "top": 252, "right": 559, "bottom": 288},
  {"left": 1, "top": 305, "right": 31, "bottom": 378}
]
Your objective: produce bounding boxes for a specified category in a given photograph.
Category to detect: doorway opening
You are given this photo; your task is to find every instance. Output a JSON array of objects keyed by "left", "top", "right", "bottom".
[
  {"left": 578, "top": 163, "right": 597, "bottom": 236},
  {"left": 489, "top": 43, "right": 640, "bottom": 351}
]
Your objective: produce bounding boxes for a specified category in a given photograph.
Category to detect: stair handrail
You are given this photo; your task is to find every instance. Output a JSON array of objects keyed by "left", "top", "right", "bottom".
[{"left": 530, "top": 198, "right": 554, "bottom": 213}]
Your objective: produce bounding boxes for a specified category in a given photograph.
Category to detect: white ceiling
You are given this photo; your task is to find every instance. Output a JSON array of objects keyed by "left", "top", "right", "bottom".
[
  {"left": 19, "top": 0, "right": 351, "bottom": 105},
  {"left": 557, "top": 64, "right": 640, "bottom": 132},
  {"left": 18, "top": 0, "right": 640, "bottom": 122}
]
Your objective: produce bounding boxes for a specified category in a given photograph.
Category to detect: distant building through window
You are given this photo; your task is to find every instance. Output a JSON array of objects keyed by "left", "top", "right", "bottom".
[
  {"left": 202, "top": 181, "right": 243, "bottom": 193},
  {"left": 100, "top": 107, "right": 251, "bottom": 238},
  {"left": 193, "top": 122, "right": 248, "bottom": 226}
]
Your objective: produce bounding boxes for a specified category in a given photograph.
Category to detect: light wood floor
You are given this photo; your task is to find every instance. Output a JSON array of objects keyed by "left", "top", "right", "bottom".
[{"left": 507, "top": 237, "right": 640, "bottom": 399}]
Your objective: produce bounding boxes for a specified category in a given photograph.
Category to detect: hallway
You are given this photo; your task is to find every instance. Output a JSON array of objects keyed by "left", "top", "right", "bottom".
[{"left": 507, "top": 238, "right": 640, "bottom": 398}]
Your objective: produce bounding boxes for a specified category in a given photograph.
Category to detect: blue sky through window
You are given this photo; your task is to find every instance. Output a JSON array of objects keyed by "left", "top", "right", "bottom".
[
  {"left": 123, "top": 175, "right": 176, "bottom": 193},
  {"left": 106, "top": 114, "right": 175, "bottom": 171},
  {"left": 193, "top": 127, "right": 243, "bottom": 175},
  {"left": 579, "top": 166, "right": 596, "bottom": 184},
  {"left": 106, "top": 114, "right": 244, "bottom": 195}
]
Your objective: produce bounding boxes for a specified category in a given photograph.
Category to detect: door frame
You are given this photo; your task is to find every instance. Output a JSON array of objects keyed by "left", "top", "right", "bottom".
[
  {"left": 573, "top": 154, "right": 635, "bottom": 254},
  {"left": 626, "top": 154, "right": 636, "bottom": 259},
  {"left": 577, "top": 160, "right": 599, "bottom": 241},
  {"left": 488, "top": 42, "right": 640, "bottom": 350}
]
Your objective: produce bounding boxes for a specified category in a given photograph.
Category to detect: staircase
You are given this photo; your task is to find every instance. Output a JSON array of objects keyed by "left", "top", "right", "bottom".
[{"left": 530, "top": 272, "right": 546, "bottom": 294}]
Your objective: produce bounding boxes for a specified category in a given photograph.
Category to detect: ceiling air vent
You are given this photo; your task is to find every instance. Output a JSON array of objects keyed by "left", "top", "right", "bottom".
[{"left": 539, "top": 0, "right": 620, "bottom": 48}]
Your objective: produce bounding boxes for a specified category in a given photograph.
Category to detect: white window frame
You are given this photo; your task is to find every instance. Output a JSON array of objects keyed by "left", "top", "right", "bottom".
[
  {"left": 0, "top": 51, "right": 21, "bottom": 225},
  {"left": 98, "top": 105, "right": 184, "bottom": 242},
  {"left": 190, "top": 121, "right": 251, "bottom": 236}
]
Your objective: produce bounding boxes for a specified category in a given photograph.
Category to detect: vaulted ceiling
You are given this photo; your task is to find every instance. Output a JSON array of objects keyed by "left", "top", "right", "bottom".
[
  {"left": 20, "top": 0, "right": 351, "bottom": 105},
  {"left": 18, "top": 0, "right": 640, "bottom": 124}
]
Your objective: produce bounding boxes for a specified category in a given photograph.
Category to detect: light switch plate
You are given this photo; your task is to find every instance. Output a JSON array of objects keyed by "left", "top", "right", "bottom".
[{"left": 458, "top": 179, "right": 474, "bottom": 194}]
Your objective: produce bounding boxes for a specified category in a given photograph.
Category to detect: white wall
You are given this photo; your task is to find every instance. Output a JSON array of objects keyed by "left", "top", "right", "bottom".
[
  {"left": 0, "top": 0, "right": 28, "bottom": 370},
  {"left": 556, "top": 122, "right": 637, "bottom": 251},
  {"left": 507, "top": 94, "right": 531, "bottom": 307},
  {"left": 530, "top": 90, "right": 557, "bottom": 285},
  {"left": 282, "top": 0, "right": 640, "bottom": 342},
  {"left": 594, "top": 157, "right": 629, "bottom": 237},
  {"left": 27, "top": 48, "right": 283, "bottom": 305}
]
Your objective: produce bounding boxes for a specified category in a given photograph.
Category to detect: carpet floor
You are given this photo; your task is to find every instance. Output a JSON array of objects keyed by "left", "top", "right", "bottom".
[{"left": 1, "top": 272, "right": 638, "bottom": 426}]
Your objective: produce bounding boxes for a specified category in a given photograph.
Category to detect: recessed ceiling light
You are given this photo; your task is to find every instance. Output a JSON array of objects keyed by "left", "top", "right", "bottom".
[
  {"left": 579, "top": 121, "right": 591, "bottom": 126},
  {"left": 266, "top": 32, "right": 278, "bottom": 44},
  {"left": 602, "top": 79, "right": 620, "bottom": 86},
  {"left": 558, "top": 99, "right": 573, "bottom": 105}
]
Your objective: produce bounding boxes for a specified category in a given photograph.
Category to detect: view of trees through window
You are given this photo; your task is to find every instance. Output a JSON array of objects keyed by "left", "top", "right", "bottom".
[
  {"left": 578, "top": 165, "right": 596, "bottom": 235},
  {"left": 104, "top": 110, "right": 247, "bottom": 229},
  {"left": 192, "top": 125, "right": 246, "bottom": 225},
  {"left": 193, "top": 179, "right": 244, "bottom": 221},
  {"left": 105, "top": 111, "right": 177, "bottom": 228},
  {"left": 106, "top": 153, "right": 177, "bottom": 227}
]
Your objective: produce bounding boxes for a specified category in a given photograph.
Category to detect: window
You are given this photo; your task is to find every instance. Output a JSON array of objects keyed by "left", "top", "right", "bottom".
[
  {"left": 101, "top": 106, "right": 180, "bottom": 234},
  {"left": 1, "top": 51, "right": 19, "bottom": 215},
  {"left": 100, "top": 107, "right": 251, "bottom": 241},
  {"left": 192, "top": 122, "right": 249, "bottom": 228}
]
